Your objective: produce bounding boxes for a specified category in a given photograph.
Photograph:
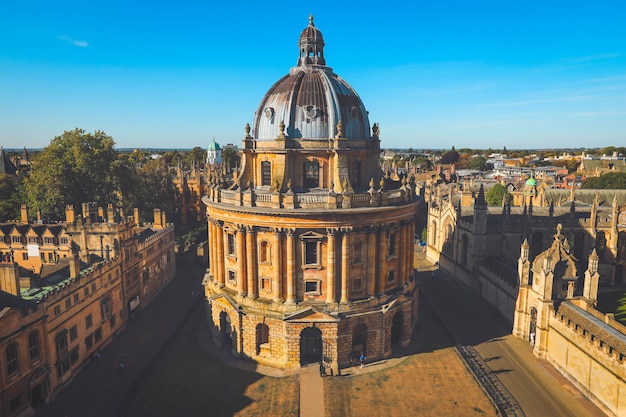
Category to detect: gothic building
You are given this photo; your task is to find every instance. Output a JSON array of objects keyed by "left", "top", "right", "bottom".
[{"left": 202, "top": 16, "right": 419, "bottom": 373}]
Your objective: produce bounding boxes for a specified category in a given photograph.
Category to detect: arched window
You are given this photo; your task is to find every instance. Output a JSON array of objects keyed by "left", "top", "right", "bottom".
[
  {"left": 259, "top": 241, "right": 270, "bottom": 264},
  {"left": 261, "top": 161, "right": 271, "bottom": 186},
  {"left": 596, "top": 231, "right": 607, "bottom": 262},
  {"left": 430, "top": 221, "right": 437, "bottom": 247},
  {"left": 303, "top": 161, "right": 320, "bottom": 188},
  {"left": 28, "top": 331, "right": 41, "bottom": 362},
  {"left": 5, "top": 342, "right": 19, "bottom": 377}
]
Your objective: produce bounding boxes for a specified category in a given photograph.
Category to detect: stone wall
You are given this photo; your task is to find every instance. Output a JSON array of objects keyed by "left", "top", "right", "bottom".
[{"left": 546, "top": 301, "right": 626, "bottom": 417}]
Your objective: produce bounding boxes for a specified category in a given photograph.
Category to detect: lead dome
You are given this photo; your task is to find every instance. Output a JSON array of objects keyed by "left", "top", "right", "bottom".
[{"left": 252, "top": 15, "right": 371, "bottom": 141}]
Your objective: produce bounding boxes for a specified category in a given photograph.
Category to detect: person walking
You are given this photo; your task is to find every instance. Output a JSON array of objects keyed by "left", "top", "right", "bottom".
[
  {"left": 359, "top": 354, "right": 366, "bottom": 368},
  {"left": 319, "top": 361, "right": 326, "bottom": 377}
]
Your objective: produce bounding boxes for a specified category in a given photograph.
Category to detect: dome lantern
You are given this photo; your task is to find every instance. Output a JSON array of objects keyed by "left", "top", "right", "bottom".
[{"left": 297, "top": 14, "right": 326, "bottom": 67}]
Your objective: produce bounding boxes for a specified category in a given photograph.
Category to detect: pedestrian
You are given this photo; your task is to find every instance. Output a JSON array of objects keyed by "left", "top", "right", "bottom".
[
  {"left": 431, "top": 271, "right": 436, "bottom": 279},
  {"left": 530, "top": 332, "right": 535, "bottom": 346},
  {"left": 359, "top": 354, "right": 366, "bottom": 368},
  {"left": 319, "top": 361, "right": 326, "bottom": 377},
  {"left": 91, "top": 351, "right": 100, "bottom": 367}
]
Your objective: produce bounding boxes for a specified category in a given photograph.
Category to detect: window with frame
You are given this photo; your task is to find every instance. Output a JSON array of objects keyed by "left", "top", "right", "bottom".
[
  {"left": 69, "top": 325, "right": 78, "bottom": 341},
  {"left": 84, "top": 287, "right": 89, "bottom": 297},
  {"left": 303, "top": 161, "right": 320, "bottom": 188},
  {"left": 101, "top": 296, "right": 112, "bottom": 321},
  {"left": 387, "top": 270, "right": 395, "bottom": 283},
  {"left": 65, "top": 298, "right": 71, "bottom": 309},
  {"left": 227, "top": 233, "right": 235, "bottom": 256},
  {"left": 44, "top": 237, "right": 54, "bottom": 244},
  {"left": 260, "top": 277, "right": 271, "bottom": 291},
  {"left": 74, "top": 293, "right": 79, "bottom": 303},
  {"left": 85, "top": 334, "right": 93, "bottom": 350},
  {"left": 28, "top": 236, "right": 38, "bottom": 244},
  {"left": 352, "top": 277, "right": 363, "bottom": 291},
  {"left": 11, "top": 236, "right": 22, "bottom": 243},
  {"left": 388, "top": 233, "right": 397, "bottom": 257},
  {"left": 304, "top": 280, "right": 319, "bottom": 294},
  {"left": 352, "top": 240, "right": 363, "bottom": 264},
  {"left": 94, "top": 327, "right": 102, "bottom": 342},
  {"left": 22, "top": 252, "right": 28, "bottom": 260},
  {"left": 86, "top": 314, "right": 93, "bottom": 329},
  {"left": 28, "top": 331, "right": 40, "bottom": 362},
  {"left": 261, "top": 161, "right": 272, "bottom": 186},
  {"left": 55, "top": 331, "right": 69, "bottom": 376},
  {"left": 60, "top": 237, "right": 69, "bottom": 245},
  {"left": 350, "top": 161, "right": 362, "bottom": 187},
  {"left": 304, "top": 241, "right": 318, "bottom": 266},
  {"left": 5, "top": 342, "right": 19, "bottom": 377},
  {"left": 54, "top": 305, "right": 61, "bottom": 316},
  {"left": 228, "top": 270, "right": 236, "bottom": 282}
]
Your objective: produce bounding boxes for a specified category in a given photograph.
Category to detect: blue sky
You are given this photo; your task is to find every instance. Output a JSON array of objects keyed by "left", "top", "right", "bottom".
[{"left": 1, "top": 0, "right": 625, "bottom": 150}]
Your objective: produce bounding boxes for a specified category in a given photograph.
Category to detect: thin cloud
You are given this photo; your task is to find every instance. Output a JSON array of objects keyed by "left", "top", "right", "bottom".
[{"left": 58, "top": 35, "right": 88, "bottom": 47}]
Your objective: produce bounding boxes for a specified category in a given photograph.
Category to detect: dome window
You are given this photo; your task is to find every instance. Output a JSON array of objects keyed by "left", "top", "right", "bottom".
[
  {"left": 350, "top": 106, "right": 359, "bottom": 119},
  {"left": 264, "top": 107, "right": 274, "bottom": 119},
  {"left": 305, "top": 105, "right": 318, "bottom": 119}
]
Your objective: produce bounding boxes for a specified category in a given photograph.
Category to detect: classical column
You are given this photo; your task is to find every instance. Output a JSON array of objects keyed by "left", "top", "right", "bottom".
[
  {"left": 285, "top": 229, "right": 296, "bottom": 304},
  {"left": 246, "top": 226, "right": 257, "bottom": 299},
  {"left": 207, "top": 219, "right": 214, "bottom": 279},
  {"left": 326, "top": 228, "right": 337, "bottom": 304},
  {"left": 216, "top": 221, "right": 225, "bottom": 287},
  {"left": 273, "top": 229, "right": 283, "bottom": 302},
  {"left": 377, "top": 225, "right": 387, "bottom": 295},
  {"left": 236, "top": 226, "right": 246, "bottom": 296},
  {"left": 366, "top": 225, "right": 378, "bottom": 297},
  {"left": 408, "top": 220, "right": 415, "bottom": 281},
  {"left": 398, "top": 223, "right": 406, "bottom": 286},
  {"left": 340, "top": 228, "right": 350, "bottom": 304}
]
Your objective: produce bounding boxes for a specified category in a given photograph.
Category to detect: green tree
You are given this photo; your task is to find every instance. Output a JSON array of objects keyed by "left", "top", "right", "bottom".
[
  {"left": 486, "top": 183, "right": 511, "bottom": 206},
  {"left": 184, "top": 146, "right": 206, "bottom": 168},
  {"left": 582, "top": 172, "right": 626, "bottom": 189},
  {"left": 221, "top": 147, "right": 240, "bottom": 172},
  {"left": 24, "top": 129, "right": 120, "bottom": 220},
  {"left": 469, "top": 155, "right": 489, "bottom": 171},
  {"left": 0, "top": 174, "right": 23, "bottom": 221},
  {"left": 440, "top": 147, "right": 460, "bottom": 164}
]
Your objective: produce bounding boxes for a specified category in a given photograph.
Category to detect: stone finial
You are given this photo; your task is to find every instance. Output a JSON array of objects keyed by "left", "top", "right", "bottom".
[
  {"left": 342, "top": 178, "right": 348, "bottom": 193},
  {"left": 278, "top": 120, "right": 286, "bottom": 139},
  {"left": 336, "top": 120, "right": 343, "bottom": 139},
  {"left": 245, "top": 123, "right": 251, "bottom": 138},
  {"left": 309, "top": 13, "right": 314, "bottom": 26},
  {"left": 372, "top": 123, "right": 380, "bottom": 138},
  {"left": 379, "top": 177, "right": 385, "bottom": 189}
]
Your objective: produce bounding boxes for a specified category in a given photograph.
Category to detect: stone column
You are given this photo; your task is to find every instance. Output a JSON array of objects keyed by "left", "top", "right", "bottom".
[
  {"left": 207, "top": 219, "right": 214, "bottom": 279},
  {"left": 246, "top": 226, "right": 257, "bottom": 299},
  {"left": 367, "top": 225, "right": 378, "bottom": 297},
  {"left": 326, "top": 228, "right": 337, "bottom": 304},
  {"left": 236, "top": 226, "right": 246, "bottom": 296},
  {"left": 341, "top": 228, "right": 350, "bottom": 304},
  {"left": 216, "top": 221, "right": 225, "bottom": 287},
  {"left": 377, "top": 225, "right": 387, "bottom": 295},
  {"left": 286, "top": 229, "right": 296, "bottom": 304},
  {"left": 273, "top": 229, "right": 282, "bottom": 302},
  {"left": 399, "top": 224, "right": 406, "bottom": 286}
]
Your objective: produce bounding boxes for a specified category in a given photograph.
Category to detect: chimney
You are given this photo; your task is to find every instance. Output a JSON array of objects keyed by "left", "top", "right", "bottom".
[
  {"left": 98, "top": 206, "right": 105, "bottom": 221},
  {"left": 37, "top": 208, "right": 42, "bottom": 224},
  {"left": 153, "top": 209, "right": 162, "bottom": 228},
  {"left": 161, "top": 211, "right": 167, "bottom": 227},
  {"left": 107, "top": 204, "right": 115, "bottom": 223},
  {"left": 65, "top": 205, "right": 75, "bottom": 223},
  {"left": 69, "top": 253, "right": 81, "bottom": 279},
  {"left": 20, "top": 204, "right": 28, "bottom": 224},
  {"left": 0, "top": 263, "right": 21, "bottom": 296},
  {"left": 134, "top": 208, "right": 140, "bottom": 226}
]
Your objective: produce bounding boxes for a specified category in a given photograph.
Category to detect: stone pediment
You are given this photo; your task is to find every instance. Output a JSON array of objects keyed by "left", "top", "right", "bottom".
[
  {"left": 299, "top": 231, "right": 325, "bottom": 240},
  {"left": 285, "top": 307, "right": 339, "bottom": 323}
]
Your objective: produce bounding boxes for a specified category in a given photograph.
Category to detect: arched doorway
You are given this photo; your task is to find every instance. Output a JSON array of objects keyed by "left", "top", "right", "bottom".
[
  {"left": 256, "top": 323, "right": 269, "bottom": 355},
  {"left": 300, "top": 327, "right": 322, "bottom": 366},
  {"left": 391, "top": 311, "right": 404, "bottom": 350},
  {"left": 351, "top": 323, "right": 367, "bottom": 363},
  {"left": 219, "top": 312, "right": 232, "bottom": 349}
]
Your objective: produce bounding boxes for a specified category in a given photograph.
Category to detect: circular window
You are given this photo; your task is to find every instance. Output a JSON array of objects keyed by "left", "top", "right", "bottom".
[
  {"left": 305, "top": 105, "right": 318, "bottom": 119},
  {"left": 264, "top": 107, "right": 274, "bottom": 119},
  {"left": 350, "top": 106, "right": 359, "bottom": 119}
]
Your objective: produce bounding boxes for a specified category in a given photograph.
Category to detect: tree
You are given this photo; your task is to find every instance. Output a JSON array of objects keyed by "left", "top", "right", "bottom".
[
  {"left": 184, "top": 146, "right": 206, "bottom": 168},
  {"left": 582, "top": 172, "right": 626, "bottom": 189},
  {"left": 440, "top": 147, "right": 460, "bottom": 164},
  {"left": 24, "top": 129, "right": 120, "bottom": 220},
  {"left": 469, "top": 155, "right": 489, "bottom": 171},
  {"left": 221, "top": 147, "right": 240, "bottom": 172},
  {"left": 486, "top": 183, "right": 511, "bottom": 206},
  {"left": 0, "top": 174, "right": 23, "bottom": 221}
]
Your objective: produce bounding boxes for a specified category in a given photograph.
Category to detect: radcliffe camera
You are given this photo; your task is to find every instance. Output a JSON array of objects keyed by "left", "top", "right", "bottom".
[{"left": 1, "top": 5, "right": 625, "bottom": 417}]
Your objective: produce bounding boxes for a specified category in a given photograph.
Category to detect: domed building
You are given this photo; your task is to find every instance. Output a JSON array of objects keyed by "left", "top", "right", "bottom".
[{"left": 202, "top": 16, "right": 419, "bottom": 373}]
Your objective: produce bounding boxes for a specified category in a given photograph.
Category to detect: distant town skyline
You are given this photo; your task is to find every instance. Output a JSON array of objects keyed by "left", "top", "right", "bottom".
[{"left": 1, "top": 1, "right": 625, "bottom": 150}]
